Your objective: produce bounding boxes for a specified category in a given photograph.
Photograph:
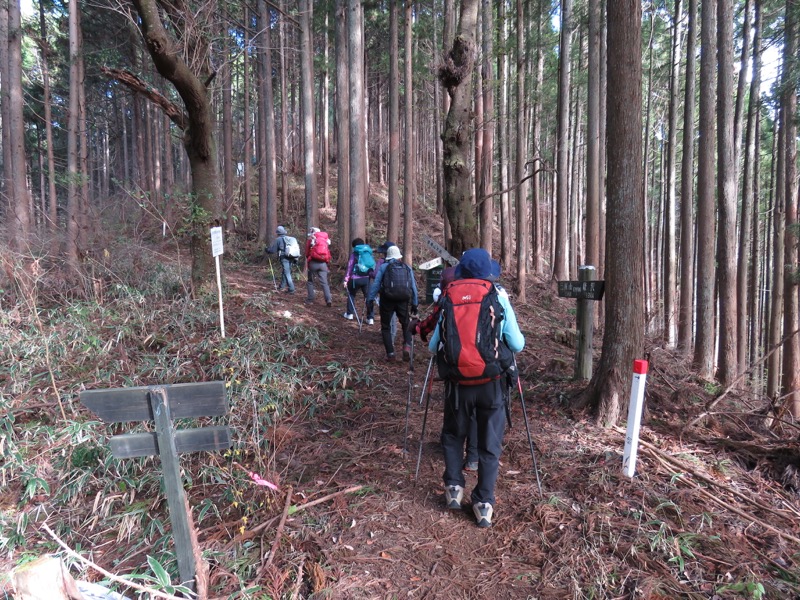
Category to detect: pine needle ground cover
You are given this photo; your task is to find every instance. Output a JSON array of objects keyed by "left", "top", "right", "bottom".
[{"left": 1, "top": 248, "right": 798, "bottom": 599}]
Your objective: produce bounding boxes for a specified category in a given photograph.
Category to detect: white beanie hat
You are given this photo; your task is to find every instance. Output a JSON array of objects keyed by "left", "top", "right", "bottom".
[
  {"left": 386, "top": 245, "right": 402, "bottom": 260},
  {"left": 308, "top": 227, "right": 321, "bottom": 236}
]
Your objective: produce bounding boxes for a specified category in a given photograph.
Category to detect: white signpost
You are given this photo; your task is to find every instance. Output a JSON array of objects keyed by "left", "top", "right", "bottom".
[
  {"left": 210, "top": 227, "right": 226, "bottom": 338},
  {"left": 622, "top": 359, "right": 649, "bottom": 478},
  {"left": 418, "top": 256, "right": 444, "bottom": 271}
]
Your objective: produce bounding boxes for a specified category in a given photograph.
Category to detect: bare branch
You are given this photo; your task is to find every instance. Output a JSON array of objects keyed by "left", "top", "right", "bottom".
[{"left": 101, "top": 66, "right": 188, "bottom": 130}]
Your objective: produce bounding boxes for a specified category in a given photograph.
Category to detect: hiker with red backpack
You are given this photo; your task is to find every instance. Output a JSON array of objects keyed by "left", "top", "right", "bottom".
[
  {"left": 427, "top": 248, "right": 525, "bottom": 528},
  {"left": 367, "top": 245, "right": 419, "bottom": 361},
  {"left": 304, "top": 227, "right": 333, "bottom": 307},
  {"left": 411, "top": 265, "right": 480, "bottom": 471},
  {"left": 343, "top": 238, "right": 376, "bottom": 325}
]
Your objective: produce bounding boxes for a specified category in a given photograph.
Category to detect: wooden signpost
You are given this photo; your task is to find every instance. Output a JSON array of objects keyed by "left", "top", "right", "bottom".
[
  {"left": 558, "top": 265, "right": 605, "bottom": 380},
  {"left": 80, "top": 381, "right": 231, "bottom": 594},
  {"left": 423, "top": 235, "right": 459, "bottom": 266}
]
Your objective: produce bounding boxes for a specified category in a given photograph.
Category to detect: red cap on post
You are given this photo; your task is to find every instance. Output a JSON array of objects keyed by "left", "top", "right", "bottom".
[{"left": 633, "top": 359, "right": 649, "bottom": 375}]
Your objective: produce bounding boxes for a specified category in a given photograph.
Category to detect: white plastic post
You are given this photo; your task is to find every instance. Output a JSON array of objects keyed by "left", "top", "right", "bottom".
[
  {"left": 210, "top": 227, "right": 225, "bottom": 338},
  {"left": 622, "top": 359, "right": 649, "bottom": 478}
]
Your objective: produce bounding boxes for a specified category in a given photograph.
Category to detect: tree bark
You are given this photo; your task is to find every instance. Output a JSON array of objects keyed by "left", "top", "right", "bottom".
[
  {"left": 335, "top": 0, "right": 351, "bottom": 255},
  {"left": 279, "top": 0, "right": 290, "bottom": 215},
  {"left": 576, "top": 0, "right": 644, "bottom": 427},
  {"left": 130, "top": 0, "right": 221, "bottom": 291},
  {"left": 65, "top": 0, "right": 83, "bottom": 271},
  {"left": 678, "top": 0, "right": 698, "bottom": 354},
  {"left": 403, "top": 0, "right": 414, "bottom": 264},
  {"left": 348, "top": 0, "right": 366, "bottom": 240},
  {"left": 780, "top": 0, "right": 800, "bottom": 416},
  {"left": 514, "top": 0, "right": 528, "bottom": 300},
  {"left": 478, "top": 0, "right": 493, "bottom": 252},
  {"left": 693, "top": 0, "right": 716, "bottom": 379},
  {"left": 554, "top": 0, "right": 573, "bottom": 282},
  {"left": 441, "top": 0, "right": 480, "bottom": 256},
  {"left": 8, "top": 0, "right": 31, "bottom": 252},
  {"left": 744, "top": 0, "right": 762, "bottom": 374},
  {"left": 497, "top": 0, "right": 511, "bottom": 270},
  {"left": 662, "top": 0, "right": 683, "bottom": 348},
  {"left": 387, "top": 0, "right": 400, "bottom": 244},
  {"left": 716, "top": 0, "right": 738, "bottom": 384},
  {"left": 260, "top": 0, "right": 279, "bottom": 240},
  {"left": 243, "top": 6, "right": 252, "bottom": 229},
  {"left": 222, "top": 28, "right": 234, "bottom": 231},
  {"left": 38, "top": 1, "right": 58, "bottom": 244},
  {"left": 585, "top": 0, "right": 600, "bottom": 271},
  {"left": 300, "top": 0, "right": 317, "bottom": 230}
]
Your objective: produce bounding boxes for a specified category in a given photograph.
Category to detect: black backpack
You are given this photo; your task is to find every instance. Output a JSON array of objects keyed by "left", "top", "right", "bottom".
[{"left": 381, "top": 261, "right": 414, "bottom": 301}]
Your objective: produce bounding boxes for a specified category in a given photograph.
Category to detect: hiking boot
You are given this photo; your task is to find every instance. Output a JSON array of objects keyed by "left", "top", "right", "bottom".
[
  {"left": 403, "top": 344, "right": 412, "bottom": 361},
  {"left": 473, "top": 502, "right": 493, "bottom": 528},
  {"left": 445, "top": 485, "right": 464, "bottom": 510},
  {"left": 463, "top": 460, "right": 479, "bottom": 472},
  {"left": 386, "top": 353, "right": 396, "bottom": 362},
  {"left": 343, "top": 312, "right": 354, "bottom": 320},
  {"left": 326, "top": 301, "right": 332, "bottom": 307},
  {"left": 367, "top": 318, "right": 374, "bottom": 325}
]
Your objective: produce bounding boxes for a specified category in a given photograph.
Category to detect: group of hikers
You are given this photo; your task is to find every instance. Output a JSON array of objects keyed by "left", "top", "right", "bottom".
[{"left": 266, "top": 226, "right": 525, "bottom": 528}]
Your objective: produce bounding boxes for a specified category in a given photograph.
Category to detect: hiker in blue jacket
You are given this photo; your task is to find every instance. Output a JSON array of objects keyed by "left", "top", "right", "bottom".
[
  {"left": 265, "top": 225, "right": 296, "bottom": 293},
  {"left": 367, "top": 245, "right": 419, "bottom": 361},
  {"left": 343, "top": 238, "right": 376, "bottom": 325},
  {"left": 427, "top": 248, "right": 524, "bottom": 528}
]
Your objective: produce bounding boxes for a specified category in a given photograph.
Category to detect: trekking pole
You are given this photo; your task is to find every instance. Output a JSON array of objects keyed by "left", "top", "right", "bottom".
[
  {"left": 419, "top": 355, "right": 434, "bottom": 406},
  {"left": 403, "top": 336, "right": 415, "bottom": 454},
  {"left": 347, "top": 293, "right": 362, "bottom": 330},
  {"left": 414, "top": 372, "right": 434, "bottom": 481},
  {"left": 268, "top": 259, "right": 278, "bottom": 290},
  {"left": 514, "top": 357, "right": 543, "bottom": 496}
]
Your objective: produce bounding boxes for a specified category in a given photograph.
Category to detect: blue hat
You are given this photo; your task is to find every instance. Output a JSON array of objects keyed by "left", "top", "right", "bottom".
[
  {"left": 455, "top": 248, "right": 500, "bottom": 281},
  {"left": 377, "top": 241, "right": 395, "bottom": 254}
]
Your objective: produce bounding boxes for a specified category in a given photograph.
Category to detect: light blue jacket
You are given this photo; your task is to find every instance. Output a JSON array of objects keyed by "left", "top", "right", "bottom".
[
  {"left": 428, "top": 283, "right": 525, "bottom": 354},
  {"left": 367, "top": 259, "right": 419, "bottom": 305}
]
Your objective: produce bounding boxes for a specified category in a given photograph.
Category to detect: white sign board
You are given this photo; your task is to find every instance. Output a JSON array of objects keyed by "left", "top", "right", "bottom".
[
  {"left": 210, "top": 227, "right": 224, "bottom": 257},
  {"left": 418, "top": 256, "right": 444, "bottom": 271}
]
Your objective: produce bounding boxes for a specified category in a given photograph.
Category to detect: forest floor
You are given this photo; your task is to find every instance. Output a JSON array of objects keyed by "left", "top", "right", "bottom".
[
  {"left": 3, "top": 204, "right": 800, "bottom": 600},
  {"left": 205, "top": 260, "right": 800, "bottom": 600}
]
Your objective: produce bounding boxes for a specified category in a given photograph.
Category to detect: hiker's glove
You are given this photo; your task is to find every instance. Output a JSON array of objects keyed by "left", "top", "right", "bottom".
[
  {"left": 408, "top": 317, "right": 420, "bottom": 336},
  {"left": 411, "top": 305, "right": 419, "bottom": 317}
]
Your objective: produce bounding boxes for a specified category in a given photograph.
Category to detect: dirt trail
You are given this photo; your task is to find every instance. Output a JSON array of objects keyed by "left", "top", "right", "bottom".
[{"left": 223, "top": 262, "right": 799, "bottom": 600}]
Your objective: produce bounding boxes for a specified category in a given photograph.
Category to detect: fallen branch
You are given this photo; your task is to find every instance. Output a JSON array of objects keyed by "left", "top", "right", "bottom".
[
  {"left": 683, "top": 327, "right": 800, "bottom": 433},
  {"left": 289, "top": 485, "right": 365, "bottom": 514},
  {"left": 636, "top": 445, "right": 800, "bottom": 547},
  {"left": 615, "top": 427, "right": 798, "bottom": 525},
  {"left": 262, "top": 485, "right": 293, "bottom": 572},
  {"left": 40, "top": 523, "right": 189, "bottom": 600}
]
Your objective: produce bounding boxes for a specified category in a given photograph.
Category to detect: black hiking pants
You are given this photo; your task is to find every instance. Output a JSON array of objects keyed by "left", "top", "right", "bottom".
[
  {"left": 378, "top": 297, "right": 411, "bottom": 356},
  {"left": 441, "top": 379, "right": 505, "bottom": 506}
]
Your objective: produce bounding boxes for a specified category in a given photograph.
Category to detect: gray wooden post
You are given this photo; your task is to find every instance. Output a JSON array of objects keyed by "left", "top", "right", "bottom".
[
  {"left": 575, "top": 265, "right": 596, "bottom": 380},
  {"left": 150, "top": 386, "right": 196, "bottom": 593}
]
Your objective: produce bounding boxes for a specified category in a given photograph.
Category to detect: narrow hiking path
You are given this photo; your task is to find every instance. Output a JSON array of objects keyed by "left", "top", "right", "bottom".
[
  {"left": 228, "top": 262, "right": 565, "bottom": 598},
  {"left": 222, "top": 262, "right": 800, "bottom": 600}
]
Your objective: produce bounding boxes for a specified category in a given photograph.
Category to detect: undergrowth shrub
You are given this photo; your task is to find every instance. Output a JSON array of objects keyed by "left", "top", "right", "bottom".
[{"left": 0, "top": 247, "right": 373, "bottom": 594}]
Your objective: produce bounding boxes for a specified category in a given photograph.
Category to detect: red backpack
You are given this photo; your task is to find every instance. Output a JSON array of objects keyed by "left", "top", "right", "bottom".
[
  {"left": 436, "top": 279, "right": 513, "bottom": 385},
  {"left": 308, "top": 231, "right": 331, "bottom": 262}
]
